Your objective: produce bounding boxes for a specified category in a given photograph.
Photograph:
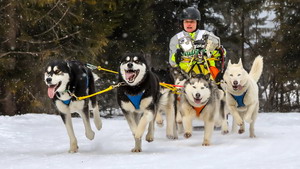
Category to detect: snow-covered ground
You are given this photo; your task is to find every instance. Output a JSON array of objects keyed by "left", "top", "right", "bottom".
[{"left": 1, "top": 113, "right": 300, "bottom": 169}]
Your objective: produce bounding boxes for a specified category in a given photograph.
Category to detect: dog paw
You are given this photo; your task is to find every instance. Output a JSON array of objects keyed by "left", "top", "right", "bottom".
[
  {"left": 146, "top": 136, "right": 154, "bottom": 142},
  {"left": 95, "top": 123, "right": 102, "bottom": 131},
  {"left": 94, "top": 119, "right": 102, "bottom": 131},
  {"left": 184, "top": 132, "right": 192, "bottom": 139},
  {"left": 86, "top": 131, "right": 95, "bottom": 140},
  {"left": 131, "top": 148, "right": 142, "bottom": 152},
  {"left": 222, "top": 130, "right": 229, "bottom": 135},
  {"left": 250, "top": 134, "right": 256, "bottom": 138},
  {"left": 167, "top": 135, "right": 178, "bottom": 140},
  {"left": 68, "top": 149, "right": 78, "bottom": 153},
  {"left": 202, "top": 140, "right": 210, "bottom": 146},
  {"left": 68, "top": 146, "right": 79, "bottom": 153},
  {"left": 238, "top": 129, "right": 245, "bottom": 134}
]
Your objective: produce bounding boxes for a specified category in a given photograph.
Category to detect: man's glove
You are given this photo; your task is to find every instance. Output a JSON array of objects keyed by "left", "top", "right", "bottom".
[
  {"left": 215, "top": 71, "right": 224, "bottom": 83},
  {"left": 175, "top": 48, "right": 183, "bottom": 64}
]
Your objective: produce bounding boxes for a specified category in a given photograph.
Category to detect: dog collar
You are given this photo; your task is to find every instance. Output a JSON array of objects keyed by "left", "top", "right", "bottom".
[
  {"left": 125, "top": 91, "right": 145, "bottom": 110},
  {"left": 231, "top": 90, "right": 247, "bottom": 107}
]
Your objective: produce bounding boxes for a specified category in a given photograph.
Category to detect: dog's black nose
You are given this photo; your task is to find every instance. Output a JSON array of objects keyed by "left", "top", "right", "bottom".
[
  {"left": 233, "top": 81, "right": 238, "bottom": 85},
  {"left": 46, "top": 78, "right": 52, "bottom": 83},
  {"left": 127, "top": 63, "right": 133, "bottom": 68},
  {"left": 195, "top": 93, "right": 201, "bottom": 98}
]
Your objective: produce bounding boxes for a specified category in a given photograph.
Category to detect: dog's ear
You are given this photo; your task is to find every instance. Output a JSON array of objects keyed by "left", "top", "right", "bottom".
[
  {"left": 140, "top": 50, "right": 145, "bottom": 55},
  {"left": 204, "top": 74, "right": 211, "bottom": 81},
  {"left": 181, "top": 69, "right": 190, "bottom": 79},
  {"left": 190, "top": 71, "right": 198, "bottom": 78},
  {"left": 228, "top": 59, "right": 233, "bottom": 67},
  {"left": 184, "top": 77, "right": 190, "bottom": 86},
  {"left": 173, "top": 68, "right": 188, "bottom": 82},
  {"left": 237, "top": 58, "right": 242, "bottom": 66}
]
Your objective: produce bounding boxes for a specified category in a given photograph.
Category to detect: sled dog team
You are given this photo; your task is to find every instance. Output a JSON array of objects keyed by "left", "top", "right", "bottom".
[{"left": 44, "top": 54, "right": 263, "bottom": 153}]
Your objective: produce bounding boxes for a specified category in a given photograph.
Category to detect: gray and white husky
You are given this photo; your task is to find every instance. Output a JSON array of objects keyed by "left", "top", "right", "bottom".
[
  {"left": 179, "top": 74, "right": 227, "bottom": 146},
  {"left": 222, "top": 56, "right": 263, "bottom": 138}
]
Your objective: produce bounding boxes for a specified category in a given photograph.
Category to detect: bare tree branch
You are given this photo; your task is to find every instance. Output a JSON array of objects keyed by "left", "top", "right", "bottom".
[
  {"left": 0, "top": 51, "right": 40, "bottom": 58},
  {"left": 34, "top": 0, "right": 61, "bottom": 24},
  {"left": 0, "top": 2, "right": 11, "bottom": 11},
  {"left": 34, "top": 5, "right": 70, "bottom": 37},
  {"left": 17, "top": 30, "right": 80, "bottom": 44}
]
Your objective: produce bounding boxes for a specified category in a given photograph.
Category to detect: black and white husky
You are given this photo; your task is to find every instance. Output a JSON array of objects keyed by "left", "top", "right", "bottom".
[
  {"left": 117, "top": 53, "right": 161, "bottom": 152},
  {"left": 179, "top": 74, "right": 228, "bottom": 146},
  {"left": 44, "top": 60, "right": 102, "bottom": 153}
]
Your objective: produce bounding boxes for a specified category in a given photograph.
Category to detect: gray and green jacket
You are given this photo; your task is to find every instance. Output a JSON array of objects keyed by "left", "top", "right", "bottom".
[
  {"left": 169, "top": 29, "right": 218, "bottom": 66},
  {"left": 168, "top": 29, "right": 225, "bottom": 78}
]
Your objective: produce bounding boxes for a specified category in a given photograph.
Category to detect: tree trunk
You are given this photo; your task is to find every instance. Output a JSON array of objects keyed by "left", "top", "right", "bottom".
[
  {"left": 241, "top": 9, "right": 245, "bottom": 63},
  {"left": 0, "top": 0, "right": 19, "bottom": 116},
  {"left": 4, "top": 0, "right": 18, "bottom": 50},
  {"left": 0, "top": 89, "right": 17, "bottom": 116}
]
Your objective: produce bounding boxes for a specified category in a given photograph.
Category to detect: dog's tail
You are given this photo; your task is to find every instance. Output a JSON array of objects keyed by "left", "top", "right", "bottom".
[{"left": 249, "top": 55, "right": 263, "bottom": 82}]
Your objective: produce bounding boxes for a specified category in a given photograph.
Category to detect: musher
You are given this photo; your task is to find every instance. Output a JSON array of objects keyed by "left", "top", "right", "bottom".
[{"left": 169, "top": 6, "right": 226, "bottom": 82}]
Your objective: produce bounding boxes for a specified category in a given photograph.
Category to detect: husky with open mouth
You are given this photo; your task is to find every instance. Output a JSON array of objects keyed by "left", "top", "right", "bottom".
[
  {"left": 222, "top": 56, "right": 263, "bottom": 138},
  {"left": 179, "top": 74, "right": 227, "bottom": 146},
  {"left": 44, "top": 60, "right": 102, "bottom": 153},
  {"left": 117, "top": 53, "right": 161, "bottom": 152}
]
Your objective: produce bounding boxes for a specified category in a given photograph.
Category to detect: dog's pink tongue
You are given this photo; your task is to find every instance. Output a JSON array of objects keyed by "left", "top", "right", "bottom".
[
  {"left": 125, "top": 72, "right": 135, "bottom": 81},
  {"left": 194, "top": 99, "right": 201, "bottom": 104},
  {"left": 47, "top": 86, "right": 56, "bottom": 98}
]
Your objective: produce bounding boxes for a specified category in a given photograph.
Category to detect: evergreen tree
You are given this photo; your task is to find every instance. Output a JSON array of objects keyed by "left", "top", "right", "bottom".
[
  {"left": 0, "top": 0, "right": 126, "bottom": 115},
  {"left": 261, "top": 0, "right": 300, "bottom": 111}
]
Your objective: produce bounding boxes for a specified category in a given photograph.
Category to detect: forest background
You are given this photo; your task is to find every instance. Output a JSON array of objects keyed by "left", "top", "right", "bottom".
[{"left": 0, "top": 0, "right": 299, "bottom": 116}]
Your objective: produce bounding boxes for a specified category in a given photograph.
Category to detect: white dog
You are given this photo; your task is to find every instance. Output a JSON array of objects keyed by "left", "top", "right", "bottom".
[{"left": 223, "top": 56, "right": 263, "bottom": 138}]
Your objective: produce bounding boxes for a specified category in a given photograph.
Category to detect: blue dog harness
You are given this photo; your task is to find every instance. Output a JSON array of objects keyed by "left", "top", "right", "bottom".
[
  {"left": 62, "top": 99, "right": 71, "bottom": 105},
  {"left": 231, "top": 91, "right": 247, "bottom": 107},
  {"left": 125, "top": 92, "right": 144, "bottom": 109}
]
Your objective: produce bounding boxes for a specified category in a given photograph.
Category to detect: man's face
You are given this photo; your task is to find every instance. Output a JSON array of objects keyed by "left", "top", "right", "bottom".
[{"left": 183, "top": 19, "right": 197, "bottom": 33}]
